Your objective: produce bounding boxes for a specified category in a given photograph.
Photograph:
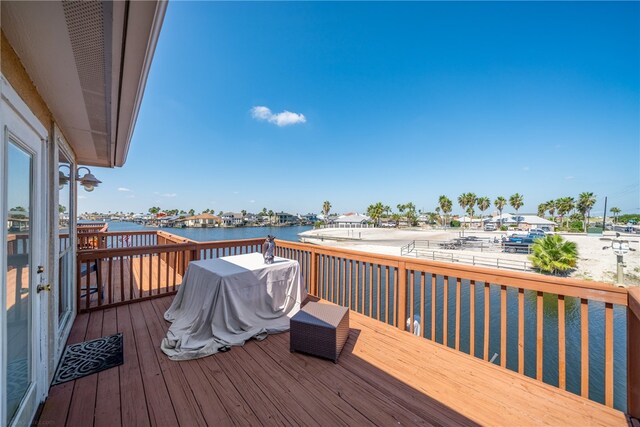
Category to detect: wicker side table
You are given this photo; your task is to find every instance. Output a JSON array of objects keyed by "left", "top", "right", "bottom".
[{"left": 290, "top": 302, "right": 349, "bottom": 363}]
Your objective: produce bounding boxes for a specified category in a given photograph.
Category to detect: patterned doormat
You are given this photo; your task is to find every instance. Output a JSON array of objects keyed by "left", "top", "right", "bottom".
[{"left": 52, "top": 333, "right": 123, "bottom": 385}]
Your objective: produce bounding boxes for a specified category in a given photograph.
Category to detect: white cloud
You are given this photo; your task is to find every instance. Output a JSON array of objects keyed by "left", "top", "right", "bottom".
[
  {"left": 118, "top": 187, "right": 131, "bottom": 192},
  {"left": 565, "top": 176, "right": 574, "bottom": 180},
  {"left": 250, "top": 105, "right": 306, "bottom": 127},
  {"left": 161, "top": 193, "right": 177, "bottom": 198},
  {"left": 522, "top": 166, "right": 530, "bottom": 171},
  {"left": 249, "top": 199, "right": 255, "bottom": 203}
]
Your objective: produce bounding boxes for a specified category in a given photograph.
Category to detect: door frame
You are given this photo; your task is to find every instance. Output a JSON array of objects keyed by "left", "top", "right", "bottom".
[{"left": 0, "top": 75, "right": 49, "bottom": 427}]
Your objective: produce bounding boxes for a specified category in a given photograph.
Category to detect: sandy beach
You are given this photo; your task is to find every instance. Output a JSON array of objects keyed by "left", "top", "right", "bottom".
[{"left": 299, "top": 227, "right": 640, "bottom": 286}]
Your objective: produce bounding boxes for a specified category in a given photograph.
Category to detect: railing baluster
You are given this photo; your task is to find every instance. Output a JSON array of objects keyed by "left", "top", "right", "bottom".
[
  {"left": 377, "top": 265, "right": 382, "bottom": 320},
  {"left": 536, "top": 291, "right": 543, "bottom": 380},
  {"left": 385, "top": 267, "right": 391, "bottom": 323},
  {"left": 369, "top": 264, "right": 374, "bottom": 317},
  {"left": 456, "top": 277, "right": 461, "bottom": 350},
  {"left": 501, "top": 285, "right": 507, "bottom": 368},
  {"left": 581, "top": 298, "right": 589, "bottom": 398},
  {"left": 397, "top": 262, "right": 407, "bottom": 331},
  {"left": 431, "top": 274, "right": 436, "bottom": 341},
  {"left": 420, "top": 272, "right": 425, "bottom": 338},
  {"left": 120, "top": 256, "right": 124, "bottom": 304},
  {"left": 129, "top": 255, "right": 134, "bottom": 301},
  {"left": 518, "top": 288, "right": 525, "bottom": 374},
  {"left": 108, "top": 258, "right": 113, "bottom": 305},
  {"left": 470, "top": 280, "right": 475, "bottom": 357},
  {"left": 356, "top": 261, "right": 361, "bottom": 313},
  {"left": 443, "top": 275, "right": 448, "bottom": 347},
  {"left": 558, "top": 295, "right": 566, "bottom": 389},
  {"left": 484, "top": 282, "right": 490, "bottom": 361},
  {"left": 97, "top": 259, "right": 103, "bottom": 307},
  {"left": 409, "top": 270, "right": 415, "bottom": 332},
  {"left": 157, "top": 250, "right": 162, "bottom": 294},
  {"left": 605, "top": 302, "right": 613, "bottom": 407}
]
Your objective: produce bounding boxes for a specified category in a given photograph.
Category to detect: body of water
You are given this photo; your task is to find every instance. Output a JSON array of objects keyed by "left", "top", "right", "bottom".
[{"left": 105, "top": 221, "right": 312, "bottom": 242}]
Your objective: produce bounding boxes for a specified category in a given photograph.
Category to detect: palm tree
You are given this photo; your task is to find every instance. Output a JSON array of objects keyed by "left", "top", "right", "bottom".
[
  {"left": 537, "top": 202, "right": 548, "bottom": 218},
  {"left": 577, "top": 192, "right": 596, "bottom": 232},
  {"left": 438, "top": 195, "right": 452, "bottom": 228},
  {"left": 322, "top": 201, "right": 331, "bottom": 224},
  {"left": 556, "top": 197, "right": 574, "bottom": 229},
  {"left": 268, "top": 209, "right": 274, "bottom": 224},
  {"left": 547, "top": 200, "right": 556, "bottom": 222},
  {"left": 457, "top": 194, "right": 467, "bottom": 226},
  {"left": 477, "top": 197, "right": 490, "bottom": 218},
  {"left": 464, "top": 193, "right": 477, "bottom": 228},
  {"left": 610, "top": 207, "right": 621, "bottom": 224},
  {"left": 404, "top": 202, "right": 417, "bottom": 226},
  {"left": 509, "top": 193, "right": 524, "bottom": 227},
  {"left": 529, "top": 235, "right": 578, "bottom": 275},
  {"left": 494, "top": 196, "right": 507, "bottom": 226},
  {"left": 366, "top": 202, "right": 385, "bottom": 227}
]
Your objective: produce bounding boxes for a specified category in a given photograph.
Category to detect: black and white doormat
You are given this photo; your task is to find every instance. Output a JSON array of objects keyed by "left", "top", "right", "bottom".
[{"left": 52, "top": 333, "right": 123, "bottom": 385}]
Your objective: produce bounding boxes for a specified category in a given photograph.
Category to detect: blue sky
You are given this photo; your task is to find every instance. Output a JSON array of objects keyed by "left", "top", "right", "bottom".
[{"left": 81, "top": 1, "right": 640, "bottom": 216}]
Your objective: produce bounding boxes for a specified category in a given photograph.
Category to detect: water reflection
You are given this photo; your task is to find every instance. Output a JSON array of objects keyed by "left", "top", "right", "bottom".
[{"left": 6, "top": 141, "right": 33, "bottom": 422}]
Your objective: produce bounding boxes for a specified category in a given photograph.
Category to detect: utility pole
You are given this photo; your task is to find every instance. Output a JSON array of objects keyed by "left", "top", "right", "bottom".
[{"left": 602, "top": 196, "right": 608, "bottom": 233}]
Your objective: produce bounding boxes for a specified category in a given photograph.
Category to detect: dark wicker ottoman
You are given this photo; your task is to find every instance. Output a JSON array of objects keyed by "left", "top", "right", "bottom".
[{"left": 290, "top": 302, "right": 349, "bottom": 363}]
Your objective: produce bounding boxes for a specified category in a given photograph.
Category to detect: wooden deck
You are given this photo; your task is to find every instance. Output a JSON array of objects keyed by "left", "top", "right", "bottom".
[{"left": 38, "top": 295, "right": 626, "bottom": 426}]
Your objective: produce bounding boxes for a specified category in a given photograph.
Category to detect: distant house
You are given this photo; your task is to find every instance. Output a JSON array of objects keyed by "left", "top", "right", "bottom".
[
  {"left": 456, "top": 216, "right": 484, "bottom": 228},
  {"left": 485, "top": 213, "right": 556, "bottom": 231},
  {"left": 183, "top": 213, "right": 221, "bottom": 228},
  {"left": 300, "top": 213, "right": 317, "bottom": 223},
  {"left": 244, "top": 213, "right": 259, "bottom": 225},
  {"left": 158, "top": 215, "right": 184, "bottom": 228},
  {"left": 333, "top": 213, "right": 371, "bottom": 228},
  {"left": 276, "top": 212, "right": 298, "bottom": 225},
  {"left": 221, "top": 212, "right": 244, "bottom": 226}
]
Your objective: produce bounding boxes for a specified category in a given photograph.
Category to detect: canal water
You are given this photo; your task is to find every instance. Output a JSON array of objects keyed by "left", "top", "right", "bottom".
[
  {"left": 104, "top": 221, "right": 627, "bottom": 411},
  {"left": 104, "top": 221, "right": 311, "bottom": 242}
]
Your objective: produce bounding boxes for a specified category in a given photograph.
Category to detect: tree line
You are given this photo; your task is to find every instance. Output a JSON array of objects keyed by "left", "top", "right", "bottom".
[{"left": 322, "top": 192, "right": 618, "bottom": 232}]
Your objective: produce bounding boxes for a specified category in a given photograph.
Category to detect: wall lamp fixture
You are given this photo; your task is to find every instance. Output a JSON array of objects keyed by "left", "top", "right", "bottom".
[{"left": 58, "top": 165, "right": 102, "bottom": 192}]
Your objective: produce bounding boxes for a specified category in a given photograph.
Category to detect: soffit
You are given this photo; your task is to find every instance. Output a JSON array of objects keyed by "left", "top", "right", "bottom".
[{"left": 1, "top": 1, "right": 166, "bottom": 167}]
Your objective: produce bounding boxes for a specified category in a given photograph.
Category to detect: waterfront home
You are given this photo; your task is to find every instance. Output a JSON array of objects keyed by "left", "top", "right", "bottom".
[
  {"left": 221, "top": 211, "right": 244, "bottom": 227},
  {"left": 158, "top": 214, "right": 185, "bottom": 228},
  {"left": 276, "top": 211, "right": 298, "bottom": 225},
  {"left": 301, "top": 212, "right": 319, "bottom": 223},
  {"left": 0, "top": 1, "right": 166, "bottom": 424},
  {"left": 182, "top": 213, "right": 221, "bottom": 228},
  {"left": 244, "top": 213, "right": 260, "bottom": 225}
]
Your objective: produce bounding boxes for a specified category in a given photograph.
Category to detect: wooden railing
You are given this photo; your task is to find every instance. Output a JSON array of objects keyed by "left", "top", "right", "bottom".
[
  {"left": 74, "top": 231, "right": 639, "bottom": 417},
  {"left": 275, "top": 240, "right": 636, "bottom": 415},
  {"left": 76, "top": 236, "right": 267, "bottom": 312},
  {"left": 629, "top": 288, "right": 640, "bottom": 418}
]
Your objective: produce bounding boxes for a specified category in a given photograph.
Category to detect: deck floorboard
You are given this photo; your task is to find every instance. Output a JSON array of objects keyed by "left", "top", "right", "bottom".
[{"left": 38, "top": 295, "right": 627, "bottom": 426}]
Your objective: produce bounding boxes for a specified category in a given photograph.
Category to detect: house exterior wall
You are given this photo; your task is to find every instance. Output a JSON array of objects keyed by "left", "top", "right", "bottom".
[
  {"left": 2, "top": 32, "right": 78, "bottom": 390},
  {"left": 1, "top": 31, "right": 53, "bottom": 134}
]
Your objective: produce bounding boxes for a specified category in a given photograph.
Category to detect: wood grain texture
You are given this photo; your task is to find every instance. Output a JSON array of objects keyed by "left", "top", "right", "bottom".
[{"left": 37, "top": 295, "right": 627, "bottom": 427}]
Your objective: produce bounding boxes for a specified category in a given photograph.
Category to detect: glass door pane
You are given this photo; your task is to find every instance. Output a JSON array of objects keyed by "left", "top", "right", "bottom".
[
  {"left": 5, "top": 141, "right": 33, "bottom": 423},
  {"left": 58, "top": 151, "right": 72, "bottom": 321}
]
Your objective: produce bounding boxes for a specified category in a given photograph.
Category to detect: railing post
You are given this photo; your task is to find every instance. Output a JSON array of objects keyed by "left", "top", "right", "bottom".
[
  {"left": 397, "top": 261, "right": 407, "bottom": 330},
  {"left": 628, "top": 287, "right": 640, "bottom": 419},
  {"left": 309, "top": 249, "right": 318, "bottom": 296}
]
